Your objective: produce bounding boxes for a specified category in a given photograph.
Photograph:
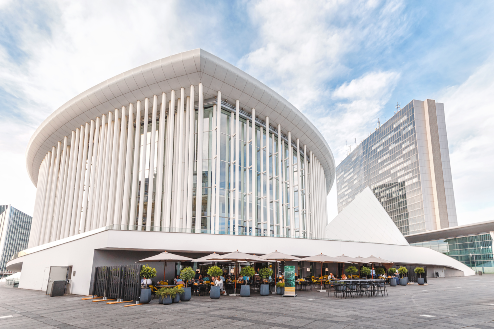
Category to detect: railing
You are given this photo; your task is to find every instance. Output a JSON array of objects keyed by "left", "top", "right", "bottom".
[{"left": 92, "top": 264, "right": 142, "bottom": 301}]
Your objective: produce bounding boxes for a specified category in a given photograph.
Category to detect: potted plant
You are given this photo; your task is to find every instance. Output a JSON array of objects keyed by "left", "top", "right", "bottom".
[
  {"left": 414, "top": 267, "right": 425, "bottom": 285},
  {"left": 179, "top": 267, "right": 195, "bottom": 301},
  {"left": 388, "top": 267, "right": 397, "bottom": 286},
  {"left": 360, "top": 266, "right": 371, "bottom": 279},
  {"left": 398, "top": 266, "right": 408, "bottom": 286},
  {"left": 276, "top": 282, "right": 285, "bottom": 295},
  {"left": 156, "top": 287, "right": 175, "bottom": 305},
  {"left": 207, "top": 266, "right": 223, "bottom": 299},
  {"left": 345, "top": 266, "right": 358, "bottom": 279},
  {"left": 259, "top": 267, "right": 273, "bottom": 296},
  {"left": 239, "top": 266, "right": 255, "bottom": 297},
  {"left": 173, "top": 286, "right": 184, "bottom": 303},
  {"left": 376, "top": 267, "right": 386, "bottom": 278},
  {"left": 140, "top": 264, "right": 156, "bottom": 304}
]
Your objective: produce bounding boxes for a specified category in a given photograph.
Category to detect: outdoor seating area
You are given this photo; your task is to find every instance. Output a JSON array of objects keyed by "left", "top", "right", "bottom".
[{"left": 87, "top": 250, "right": 428, "bottom": 307}]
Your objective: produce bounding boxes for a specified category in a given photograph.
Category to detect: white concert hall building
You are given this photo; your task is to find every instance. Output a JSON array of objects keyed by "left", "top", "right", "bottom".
[{"left": 7, "top": 49, "right": 473, "bottom": 294}]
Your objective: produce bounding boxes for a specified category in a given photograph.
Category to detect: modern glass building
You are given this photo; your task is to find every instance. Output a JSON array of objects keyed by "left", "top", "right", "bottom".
[
  {"left": 407, "top": 220, "right": 494, "bottom": 274},
  {"left": 336, "top": 99, "right": 458, "bottom": 235},
  {"left": 0, "top": 205, "right": 32, "bottom": 276}
]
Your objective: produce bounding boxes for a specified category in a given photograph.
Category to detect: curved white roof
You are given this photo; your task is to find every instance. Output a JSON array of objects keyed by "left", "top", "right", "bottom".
[{"left": 26, "top": 49, "right": 335, "bottom": 191}]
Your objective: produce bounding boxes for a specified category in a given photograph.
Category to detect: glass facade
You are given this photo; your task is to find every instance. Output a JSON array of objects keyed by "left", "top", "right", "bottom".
[
  {"left": 411, "top": 233, "right": 494, "bottom": 274},
  {"left": 337, "top": 101, "right": 422, "bottom": 235},
  {"left": 0, "top": 205, "right": 32, "bottom": 274}
]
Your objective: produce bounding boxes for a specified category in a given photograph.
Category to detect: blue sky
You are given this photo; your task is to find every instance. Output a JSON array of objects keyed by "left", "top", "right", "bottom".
[{"left": 0, "top": 0, "right": 493, "bottom": 225}]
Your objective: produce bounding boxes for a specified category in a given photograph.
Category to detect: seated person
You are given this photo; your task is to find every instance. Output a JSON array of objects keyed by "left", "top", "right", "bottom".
[
  {"left": 173, "top": 275, "right": 183, "bottom": 285},
  {"left": 341, "top": 274, "right": 347, "bottom": 280},
  {"left": 214, "top": 277, "right": 225, "bottom": 294},
  {"left": 203, "top": 276, "right": 210, "bottom": 282},
  {"left": 194, "top": 271, "right": 200, "bottom": 280},
  {"left": 328, "top": 273, "right": 335, "bottom": 280}
]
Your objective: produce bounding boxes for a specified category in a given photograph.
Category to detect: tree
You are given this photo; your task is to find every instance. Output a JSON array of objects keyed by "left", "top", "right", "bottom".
[
  {"left": 140, "top": 265, "right": 157, "bottom": 288},
  {"left": 180, "top": 267, "right": 195, "bottom": 287},
  {"left": 414, "top": 267, "right": 425, "bottom": 278}
]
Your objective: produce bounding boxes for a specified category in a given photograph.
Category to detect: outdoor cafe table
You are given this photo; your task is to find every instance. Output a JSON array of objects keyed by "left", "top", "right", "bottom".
[{"left": 332, "top": 279, "right": 385, "bottom": 297}]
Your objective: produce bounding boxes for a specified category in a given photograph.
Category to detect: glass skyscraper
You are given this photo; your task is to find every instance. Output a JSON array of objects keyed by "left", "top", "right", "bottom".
[
  {"left": 0, "top": 205, "right": 32, "bottom": 276},
  {"left": 336, "top": 99, "right": 457, "bottom": 235}
]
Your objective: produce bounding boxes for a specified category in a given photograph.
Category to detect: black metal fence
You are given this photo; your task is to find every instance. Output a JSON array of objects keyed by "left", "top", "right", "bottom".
[{"left": 93, "top": 265, "right": 142, "bottom": 301}]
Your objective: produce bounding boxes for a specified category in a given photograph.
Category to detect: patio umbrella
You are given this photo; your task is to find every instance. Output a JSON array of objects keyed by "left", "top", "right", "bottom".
[
  {"left": 261, "top": 250, "right": 301, "bottom": 292},
  {"left": 360, "top": 255, "right": 392, "bottom": 278},
  {"left": 138, "top": 251, "right": 193, "bottom": 283},
  {"left": 301, "top": 254, "right": 344, "bottom": 292},
  {"left": 334, "top": 254, "right": 357, "bottom": 279},
  {"left": 210, "top": 251, "right": 265, "bottom": 296}
]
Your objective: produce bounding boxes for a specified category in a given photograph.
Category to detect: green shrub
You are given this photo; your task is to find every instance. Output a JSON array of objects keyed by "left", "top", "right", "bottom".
[
  {"left": 276, "top": 282, "right": 285, "bottom": 288},
  {"left": 414, "top": 267, "right": 425, "bottom": 278},
  {"left": 140, "top": 264, "right": 157, "bottom": 279},
  {"left": 259, "top": 267, "right": 273, "bottom": 280},
  {"left": 345, "top": 266, "right": 358, "bottom": 275},
  {"left": 180, "top": 267, "right": 195, "bottom": 287},
  {"left": 207, "top": 266, "right": 223, "bottom": 278},
  {"left": 388, "top": 267, "right": 397, "bottom": 275},
  {"left": 360, "top": 266, "right": 371, "bottom": 277},
  {"left": 156, "top": 286, "right": 184, "bottom": 299},
  {"left": 376, "top": 268, "right": 386, "bottom": 276},
  {"left": 398, "top": 266, "right": 408, "bottom": 278},
  {"left": 239, "top": 266, "right": 255, "bottom": 284}
]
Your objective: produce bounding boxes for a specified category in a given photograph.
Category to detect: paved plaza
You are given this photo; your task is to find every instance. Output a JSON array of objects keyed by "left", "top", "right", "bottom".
[{"left": 1, "top": 276, "right": 494, "bottom": 328}]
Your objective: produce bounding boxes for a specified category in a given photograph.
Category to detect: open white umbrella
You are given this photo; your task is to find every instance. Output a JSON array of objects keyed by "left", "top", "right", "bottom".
[
  {"left": 302, "top": 254, "right": 345, "bottom": 292},
  {"left": 333, "top": 254, "right": 358, "bottom": 279},
  {"left": 139, "top": 251, "right": 193, "bottom": 283},
  {"left": 210, "top": 251, "right": 265, "bottom": 296},
  {"left": 360, "top": 255, "right": 392, "bottom": 278},
  {"left": 261, "top": 250, "right": 301, "bottom": 292}
]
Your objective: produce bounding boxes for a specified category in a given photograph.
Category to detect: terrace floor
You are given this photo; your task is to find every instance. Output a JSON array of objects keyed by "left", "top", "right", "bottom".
[{"left": 1, "top": 275, "right": 494, "bottom": 328}]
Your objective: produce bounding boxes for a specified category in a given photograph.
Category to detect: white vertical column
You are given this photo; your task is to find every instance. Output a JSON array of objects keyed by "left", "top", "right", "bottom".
[
  {"left": 234, "top": 101, "right": 240, "bottom": 235},
  {"left": 265, "top": 117, "right": 270, "bottom": 236},
  {"left": 296, "top": 139, "right": 302, "bottom": 236},
  {"left": 145, "top": 97, "right": 157, "bottom": 231},
  {"left": 228, "top": 110, "right": 234, "bottom": 235},
  {"left": 86, "top": 117, "right": 101, "bottom": 231},
  {"left": 99, "top": 112, "right": 113, "bottom": 228},
  {"left": 288, "top": 132, "right": 294, "bottom": 238},
  {"left": 259, "top": 126, "right": 264, "bottom": 236},
  {"left": 303, "top": 145, "right": 308, "bottom": 237},
  {"left": 245, "top": 116, "right": 250, "bottom": 236},
  {"left": 80, "top": 120, "right": 95, "bottom": 233},
  {"left": 173, "top": 89, "right": 185, "bottom": 231},
  {"left": 30, "top": 155, "right": 49, "bottom": 247},
  {"left": 210, "top": 105, "right": 217, "bottom": 234},
  {"left": 106, "top": 108, "right": 120, "bottom": 227},
  {"left": 154, "top": 96, "right": 166, "bottom": 231},
  {"left": 277, "top": 124, "right": 283, "bottom": 237},
  {"left": 74, "top": 123, "right": 89, "bottom": 235},
  {"left": 138, "top": 100, "right": 149, "bottom": 230},
  {"left": 38, "top": 149, "right": 55, "bottom": 244},
  {"left": 215, "top": 91, "right": 221, "bottom": 234},
  {"left": 114, "top": 106, "right": 128, "bottom": 228},
  {"left": 59, "top": 142, "right": 72, "bottom": 239},
  {"left": 182, "top": 96, "right": 190, "bottom": 229},
  {"left": 37, "top": 154, "right": 51, "bottom": 245},
  {"left": 162, "top": 92, "right": 175, "bottom": 230},
  {"left": 44, "top": 142, "right": 61, "bottom": 243},
  {"left": 251, "top": 109, "right": 256, "bottom": 236},
  {"left": 122, "top": 104, "right": 135, "bottom": 230},
  {"left": 63, "top": 129, "right": 79, "bottom": 238},
  {"left": 194, "top": 85, "right": 203, "bottom": 233},
  {"left": 129, "top": 102, "right": 142, "bottom": 230},
  {"left": 308, "top": 152, "right": 314, "bottom": 238},
  {"left": 52, "top": 137, "right": 68, "bottom": 240},
  {"left": 91, "top": 115, "right": 106, "bottom": 230},
  {"left": 186, "top": 86, "right": 195, "bottom": 232}
]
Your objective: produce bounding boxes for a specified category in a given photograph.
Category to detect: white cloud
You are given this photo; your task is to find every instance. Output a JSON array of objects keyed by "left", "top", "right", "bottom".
[{"left": 438, "top": 57, "right": 494, "bottom": 225}]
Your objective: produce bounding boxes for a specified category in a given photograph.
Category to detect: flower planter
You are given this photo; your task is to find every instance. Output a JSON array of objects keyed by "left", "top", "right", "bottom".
[
  {"left": 260, "top": 284, "right": 270, "bottom": 296},
  {"left": 389, "top": 278, "right": 397, "bottom": 286},
  {"left": 276, "top": 287, "right": 284, "bottom": 295},
  {"left": 417, "top": 278, "right": 425, "bottom": 285},
  {"left": 180, "top": 287, "right": 191, "bottom": 301},
  {"left": 172, "top": 294, "right": 181, "bottom": 303},
  {"left": 140, "top": 288, "right": 152, "bottom": 304},
  {"left": 240, "top": 285, "right": 250, "bottom": 297},
  {"left": 400, "top": 277, "right": 408, "bottom": 286},
  {"left": 210, "top": 286, "right": 221, "bottom": 299},
  {"left": 162, "top": 296, "right": 172, "bottom": 305}
]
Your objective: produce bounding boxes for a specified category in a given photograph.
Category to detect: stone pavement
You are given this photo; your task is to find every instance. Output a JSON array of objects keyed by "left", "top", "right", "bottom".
[{"left": 1, "top": 275, "right": 494, "bottom": 328}]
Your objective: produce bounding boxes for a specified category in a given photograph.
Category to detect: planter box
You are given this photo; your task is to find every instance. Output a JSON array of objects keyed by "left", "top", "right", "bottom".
[
  {"left": 240, "top": 285, "right": 250, "bottom": 297},
  {"left": 390, "top": 278, "right": 397, "bottom": 286},
  {"left": 172, "top": 294, "right": 181, "bottom": 303},
  {"left": 260, "top": 284, "right": 270, "bottom": 296},
  {"left": 276, "top": 287, "right": 285, "bottom": 295},
  {"left": 417, "top": 278, "right": 425, "bottom": 285},
  {"left": 400, "top": 277, "right": 408, "bottom": 286},
  {"left": 140, "top": 288, "right": 152, "bottom": 304},
  {"left": 180, "top": 287, "right": 191, "bottom": 301},
  {"left": 162, "top": 296, "right": 172, "bottom": 305},
  {"left": 210, "top": 286, "right": 221, "bottom": 299}
]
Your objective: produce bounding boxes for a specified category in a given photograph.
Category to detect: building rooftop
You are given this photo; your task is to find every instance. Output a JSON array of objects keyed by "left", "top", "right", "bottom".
[{"left": 405, "top": 220, "right": 494, "bottom": 243}]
